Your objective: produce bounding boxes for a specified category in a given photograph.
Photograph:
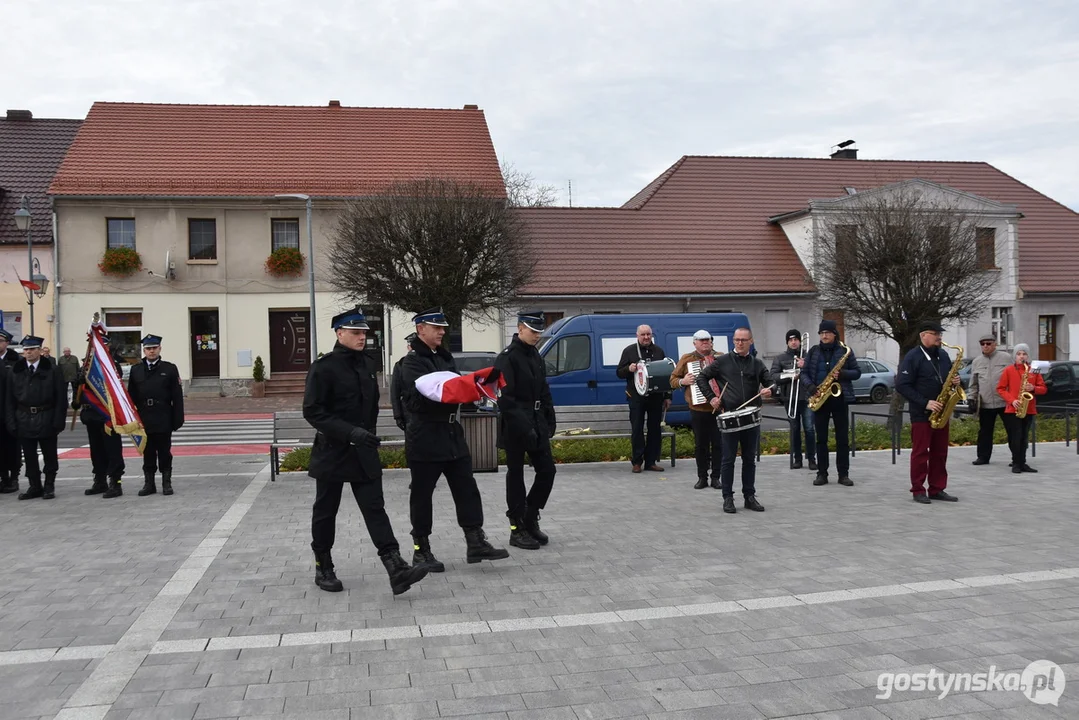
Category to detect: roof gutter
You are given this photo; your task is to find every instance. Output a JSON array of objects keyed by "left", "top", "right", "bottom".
[{"left": 517, "top": 292, "right": 817, "bottom": 299}]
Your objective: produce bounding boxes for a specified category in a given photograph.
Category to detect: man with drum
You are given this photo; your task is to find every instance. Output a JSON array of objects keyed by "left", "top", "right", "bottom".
[
  {"left": 616, "top": 325, "right": 670, "bottom": 473},
  {"left": 671, "top": 329, "right": 724, "bottom": 489},
  {"left": 695, "top": 327, "right": 772, "bottom": 514}
]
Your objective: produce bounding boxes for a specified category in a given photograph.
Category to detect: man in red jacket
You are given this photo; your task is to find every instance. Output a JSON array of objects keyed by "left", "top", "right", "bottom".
[{"left": 996, "top": 342, "right": 1047, "bottom": 474}]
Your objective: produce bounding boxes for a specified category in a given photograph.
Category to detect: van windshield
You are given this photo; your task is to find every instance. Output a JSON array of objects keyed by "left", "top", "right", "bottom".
[{"left": 538, "top": 335, "right": 553, "bottom": 354}]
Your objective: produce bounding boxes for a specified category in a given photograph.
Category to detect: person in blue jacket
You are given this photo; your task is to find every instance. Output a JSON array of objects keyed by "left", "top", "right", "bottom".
[{"left": 800, "top": 320, "right": 861, "bottom": 487}]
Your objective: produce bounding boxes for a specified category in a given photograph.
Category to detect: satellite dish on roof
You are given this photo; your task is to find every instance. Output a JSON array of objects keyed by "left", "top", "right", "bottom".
[{"left": 147, "top": 249, "right": 177, "bottom": 280}]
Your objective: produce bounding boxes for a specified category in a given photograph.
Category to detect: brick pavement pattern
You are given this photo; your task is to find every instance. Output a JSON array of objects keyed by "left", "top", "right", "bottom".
[{"left": 1, "top": 444, "right": 1077, "bottom": 719}]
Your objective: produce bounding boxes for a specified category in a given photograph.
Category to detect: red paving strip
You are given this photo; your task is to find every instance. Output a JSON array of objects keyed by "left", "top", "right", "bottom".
[
  {"left": 61, "top": 444, "right": 270, "bottom": 459},
  {"left": 185, "top": 414, "right": 274, "bottom": 421}
]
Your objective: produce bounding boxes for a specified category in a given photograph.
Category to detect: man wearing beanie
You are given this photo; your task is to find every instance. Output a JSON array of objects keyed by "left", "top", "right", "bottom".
[
  {"left": 771, "top": 329, "right": 815, "bottom": 471},
  {"left": 996, "top": 342, "right": 1046, "bottom": 473},
  {"left": 801, "top": 320, "right": 861, "bottom": 487},
  {"left": 968, "top": 334, "right": 1011, "bottom": 465}
]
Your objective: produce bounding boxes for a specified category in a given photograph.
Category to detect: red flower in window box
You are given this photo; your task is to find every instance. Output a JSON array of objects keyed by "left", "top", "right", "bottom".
[
  {"left": 98, "top": 247, "right": 143, "bottom": 276},
  {"left": 265, "top": 247, "right": 305, "bottom": 277}
]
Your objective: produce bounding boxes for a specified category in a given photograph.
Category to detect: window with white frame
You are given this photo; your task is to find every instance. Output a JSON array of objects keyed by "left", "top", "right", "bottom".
[
  {"left": 107, "top": 218, "right": 136, "bottom": 249},
  {"left": 991, "top": 306, "right": 1013, "bottom": 348},
  {"left": 104, "top": 309, "right": 143, "bottom": 364},
  {"left": 271, "top": 219, "right": 300, "bottom": 251}
]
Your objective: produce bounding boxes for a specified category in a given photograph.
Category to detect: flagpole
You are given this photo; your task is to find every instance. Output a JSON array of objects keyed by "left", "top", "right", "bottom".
[{"left": 70, "top": 313, "right": 100, "bottom": 431}]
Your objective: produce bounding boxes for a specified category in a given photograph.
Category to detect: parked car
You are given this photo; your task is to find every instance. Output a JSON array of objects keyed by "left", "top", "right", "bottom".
[
  {"left": 851, "top": 359, "right": 895, "bottom": 403},
  {"left": 1036, "top": 361, "right": 1079, "bottom": 414},
  {"left": 452, "top": 351, "right": 497, "bottom": 374},
  {"left": 957, "top": 357, "right": 973, "bottom": 391}
]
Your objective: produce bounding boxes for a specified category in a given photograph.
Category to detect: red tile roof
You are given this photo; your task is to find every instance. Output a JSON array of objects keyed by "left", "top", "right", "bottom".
[
  {"left": 519, "top": 156, "right": 1079, "bottom": 295},
  {"left": 49, "top": 102, "right": 504, "bottom": 198},
  {"left": 0, "top": 112, "right": 82, "bottom": 245}
]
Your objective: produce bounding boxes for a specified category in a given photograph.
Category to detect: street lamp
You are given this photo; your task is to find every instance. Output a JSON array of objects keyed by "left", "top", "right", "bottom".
[
  {"left": 12, "top": 195, "right": 43, "bottom": 337},
  {"left": 274, "top": 194, "right": 316, "bottom": 361}
]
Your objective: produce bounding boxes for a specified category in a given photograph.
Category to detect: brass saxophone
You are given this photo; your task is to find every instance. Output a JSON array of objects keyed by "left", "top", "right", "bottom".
[
  {"left": 1016, "top": 363, "right": 1034, "bottom": 419},
  {"left": 928, "top": 341, "right": 966, "bottom": 429},
  {"left": 808, "top": 341, "right": 852, "bottom": 412}
]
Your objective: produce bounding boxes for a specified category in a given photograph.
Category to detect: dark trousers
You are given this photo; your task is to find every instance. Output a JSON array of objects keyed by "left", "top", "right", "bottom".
[
  {"left": 86, "top": 421, "right": 126, "bottom": 479},
  {"left": 977, "top": 407, "right": 1006, "bottom": 461},
  {"left": 719, "top": 425, "right": 760, "bottom": 499},
  {"left": 690, "top": 409, "right": 723, "bottom": 480},
  {"left": 311, "top": 478, "right": 398, "bottom": 556},
  {"left": 21, "top": 436, "right": 59, "bottom": 481},
  {"left": 789, "top": 402, "right": 816, "bottom": 463},
  {"left": 409, "top": 457, "right": 485, "bottom": 538},
  {"left": 143, "top": 432, "right": 173, "bottom": 474},
  {"left": 1003, "top": 413, "right": 1033, "bottom": 467},
  {"left": 813, "top": 397, "right": 849, "bottom": 477},
  {"left": 910, "top": 421, "right": 949, "bottom": 495},
  {"left": 505, "top": 440, "right": 556, "bottom": 520},
  {"left": 628, "top": 395, "right": 664, "bottom": 466},
  {"left": 0, "top": 426, "right": 22, "bottom": 480}
]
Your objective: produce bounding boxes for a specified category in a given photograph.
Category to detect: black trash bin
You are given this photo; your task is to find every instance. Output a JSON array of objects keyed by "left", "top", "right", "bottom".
[{"left": 460, "top": 407, "right": 499, "bottom": 472}]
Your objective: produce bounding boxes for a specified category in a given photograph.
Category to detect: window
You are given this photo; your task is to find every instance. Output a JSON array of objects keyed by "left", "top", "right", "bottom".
[
  {"left": 103, "top": 309, "right": 143, "bottom": 365},
  {"left": 271, "top": 219, "right": 300, "bottom": 251},
  {"left": 188, "top": 219, "right": 217, "bottom": 260},
  {"left": 991, "top": 306, "right": 1013, "bottom": 348},
  {"left": 544, "top": 335, "right": 590, "bottom": 376},
  {"left": 107, "top": 218, "right": 136, "bottom": 249},
  {"left": 543, "top": 312, "right": 564, "bottom": 328},
  {"left": 976, "top": 227, "right": 996, "bottom": 269},
  {"left": 1047, "top": 365, "right": 1072, "bottom": 388},
  {"left": 835, "top": 225, "right": 858, "bottom": 259},
  {"left": 822, "top": 308, "right": 845, "bottom": 340}
]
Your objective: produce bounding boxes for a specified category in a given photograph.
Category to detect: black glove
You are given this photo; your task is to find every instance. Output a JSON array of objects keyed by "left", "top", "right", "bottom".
[
  {"left": 395, "top": 417, "right": 407, "bottom": 432},
  {"left": 483, "top": 366, "right": 501, "bottom": 385},
  {"left": 349, "top": 427, "right": 381, "bottom": 448}
]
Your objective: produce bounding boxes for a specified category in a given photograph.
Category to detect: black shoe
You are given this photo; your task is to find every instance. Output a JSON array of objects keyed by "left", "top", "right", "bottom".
[
  {"left": 813, "top": 474, "right": 828, "bottom": 486},
  {"left": 524, "top": 510, "right": 549, "bottom": 546},
  {"left": 1019, "top": 464, "right": 1038, "bottom": 473},
  {"left": 928, "top": 491, "right": 958, "bottom": 502},
  {"left": 42, "top": 477, "right": 56, "bottom": 500},
  {"left": 85, "top": 476, "right": 108, "bottom": 495},
  {"left": 744, "top": 496, "right": 765, "bottom": 512},
  {"left": 313, "top": 551, "right": 344, "bottom": 592},
  {"left": 723, "top": 496, "right": 736, "bottom": 514},
  {"left": 102, "top": 477, "right": 123, "bottom": 498},
  {"left": 18, "top": 481, "right": 43, "bottom": 500},
  {"left": 162, "top": 472, "right": 173, "bottom": 495},
  {"left": 971, "top": 458, "right": 989, "bottom": 466},
  {"left": 138, "top": 472, "right": 157, "bottom": 497},
  {"left": 0, "top": 477, "right": 18, "bottom": 494},
  {"left": 382, "top": 550, "right": 429, "bottom": 596},
  {"left": 710, "top": 477, "right": 721, "bottom": 489},
  {"left": 1012, "top": 465, "right": 1022, "bottom": 474},
  {"left": 412, "top": 536, "right": 446, "bottom": 572},
  {"left": 509, "top": 520, "right": 541, "bottom": 550},
  {"left": 791, "top": 460, "right": 803, "bottom": 470},
  {"left": 464, "top": 527, "right": 510, "bottom": 564},
  {"left": 694, "top": 477, "right": 708, "bottom": 489},
  {"left": 913, "top": 493, "right": 931, "bottom": 504},
  {"left": 807, "top": 460, "right": 818, "bottom": 471},
  {"left": 837, "top": 476, "right": 853, "bottom": 487}
]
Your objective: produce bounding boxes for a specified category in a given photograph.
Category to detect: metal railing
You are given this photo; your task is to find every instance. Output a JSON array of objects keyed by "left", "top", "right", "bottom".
[
  {"left": 1032, "top": 402, "right": 1079, "bottom": 456},
  {"left": 850, "top": 408, "right": 903, "bottom": 464}
]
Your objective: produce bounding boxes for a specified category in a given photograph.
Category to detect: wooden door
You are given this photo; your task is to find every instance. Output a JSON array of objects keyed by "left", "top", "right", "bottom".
[
  {"left": 1038, "top": 315, "right": 1058, "bottom": 361},
  {"left": 190, "top": 310, "right": 220, "bottom": 377},
  {"left": 269, "top": 311, "right": 311, "bottom": 372}
]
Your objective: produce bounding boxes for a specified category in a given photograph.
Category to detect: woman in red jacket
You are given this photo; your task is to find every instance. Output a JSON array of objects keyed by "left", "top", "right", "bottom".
[{"left": 996, "top": 343, "right": 1047, "bottom": 474}]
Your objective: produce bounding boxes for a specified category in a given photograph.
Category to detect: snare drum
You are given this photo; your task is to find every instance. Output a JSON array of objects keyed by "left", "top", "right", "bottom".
[
  {"left": 716, "top": 406, "right": 762, "bottom": 433},
  {"left": 634, "top": 358, "right": 676, "bottom": 396}
]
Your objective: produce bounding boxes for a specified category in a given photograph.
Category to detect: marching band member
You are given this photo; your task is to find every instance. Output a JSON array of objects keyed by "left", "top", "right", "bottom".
[
  {"left": 671, "top": 329, "right": 723, "bottom": 489},
  {"left": 771, "top": 329, "right": 815, "bottom": 471},
  {"left": 616, "top": 325, "right": 670, "bottom": 473},
  {"left": 996, "top": 343, "right": 1046, "bottom": 474},
  {"left": 801, "top": 320, "right": 861, "bottom": 487}
]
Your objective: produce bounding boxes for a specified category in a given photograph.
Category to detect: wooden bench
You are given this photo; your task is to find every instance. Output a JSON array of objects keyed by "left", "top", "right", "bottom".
[{"left": 552, "top": 404, "right": 677, "bottom": 466}]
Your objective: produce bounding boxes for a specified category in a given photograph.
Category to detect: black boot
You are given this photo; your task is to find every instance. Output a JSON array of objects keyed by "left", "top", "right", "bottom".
[
  {"left": 313, "top": 551, "right": 344, "bottom": 592},
  {"left": 18, "top": 477, "right": 43, "bottom": 500},
  {"left": 524, "top": 509, "right": 549, "bottom": 546},
  {"left": 381, "top": 550, "right": 429, "bottom": 595},
  {"left": 102, "top": 476, "right": 123, "bottom": 498},
  {"left": 464, "top": 527, "right": 510, "bottom": 564},
  {"left": 509, "top": 519, "right": 540, "bottom": 550},
  {"left": 694, "top": 477, "right": 708, "bottom": 489},
  {"left": 138, "top": 471, "right": 157, "bottom": 496},
  {"left": 710, "top": 477, "right": 721, "bottom": 490},
  {"left": 42, "top": 476, "right": 56, "bottom": 500},
  {"left": 0, "top": 474, "right": 19, "bottom": 494},
  {"left": 85, "top": 475, "right": 108, "bottom": 495},
  {"left": 412, "top": 536, "right": 445, "bottom": 573},
  {"left": 162, "top": 471, "right": 173, "bottom": 496}
]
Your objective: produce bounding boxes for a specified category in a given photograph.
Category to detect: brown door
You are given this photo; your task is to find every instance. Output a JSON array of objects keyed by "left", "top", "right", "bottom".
[
  {"left": 1039, "top": 315, "right": 1058, "bottom": 361},
  {"left": 269, "top": 311, "right": 311, "bottom": 372},
  {"left": 190, "top": 310, "right": 220, "bottom": 377}
]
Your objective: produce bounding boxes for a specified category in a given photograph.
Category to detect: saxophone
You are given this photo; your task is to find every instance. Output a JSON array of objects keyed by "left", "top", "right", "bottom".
[
  {"left": 807, "top": 341, "right": 852, "bottom": 412},
  {"left": 1015, "top": 363, "right": 1034, "bottom": 419},
  {"left": 928, "top": 341, "right": 966, "bottom": 429}
]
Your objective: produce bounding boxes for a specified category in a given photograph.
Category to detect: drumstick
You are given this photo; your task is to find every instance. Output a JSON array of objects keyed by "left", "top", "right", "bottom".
[
  {"left": 734, "top": 383, "right": 778, "bottom": 412},
  {"left": 711, "top": 382, "right": 729, "bottom": 414}
]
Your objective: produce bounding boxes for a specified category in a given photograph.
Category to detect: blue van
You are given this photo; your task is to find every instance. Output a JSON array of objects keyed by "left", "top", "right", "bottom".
[{"left": 537, "top": 313, "right": 752, "bottom": 426}]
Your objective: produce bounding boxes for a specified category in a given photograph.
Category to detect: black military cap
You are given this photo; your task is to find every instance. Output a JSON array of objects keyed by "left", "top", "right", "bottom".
[
  {"left": 412, "top": 307, "right": 449, "bottom": 327},
  {"left": 141, "top": 334, "right": 162, "bottom": 347},
  {"left": 517, "top": 311, "right": 545, "bottom": 333},
  {"left": 331, "top": 307, "right": 370, "bottom": 330}
]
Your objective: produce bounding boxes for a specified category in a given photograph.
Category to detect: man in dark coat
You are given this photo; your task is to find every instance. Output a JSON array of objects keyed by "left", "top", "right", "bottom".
[
  {"left": 73, "top": 336, "right": 127, "bottom": 499},
  {"left": 0, "top": 329, "right": 22, "bottom": 492},
  {"left": 302, "top": 307, "right": 428, "bottom": 595},
  {"left": 771, "top": 329, "right": 815, "bottom": 472},
  {"left": 495, "top": 311, "right": 556, "bottom": 550},
  {"left": 6, "top": 336, "right": 67, "bottom": 500},
  {"left": 800, "top": 320, "right": 861, "bottom": 487},
  {"left": 400, "top": 307, "right": 509, "bottom": 571},
  {"left": 389, "top": 333, "right": 417, "bottom": 432},
  {"left": 128, "top": 334, "right": 184, "bottom": 496},
  {"left": 615, "top": 325, "right": 670, "bottom": 473}
]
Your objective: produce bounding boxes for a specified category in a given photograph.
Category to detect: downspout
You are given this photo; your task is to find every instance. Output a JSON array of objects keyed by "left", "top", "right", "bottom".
[{"left": 52, "top": 204, "right": 60, "bottom": 349}]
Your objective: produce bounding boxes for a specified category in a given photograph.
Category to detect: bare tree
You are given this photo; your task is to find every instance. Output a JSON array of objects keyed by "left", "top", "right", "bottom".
[
  {"left": 326, "top": 178, "right": 536, "bottom": 327},
  {"left": 501, "top": 159, "right": 559, "bottom": 207}
]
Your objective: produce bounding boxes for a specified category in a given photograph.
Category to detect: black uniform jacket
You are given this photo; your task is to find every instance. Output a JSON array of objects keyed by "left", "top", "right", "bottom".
[
  {"left": 696, "top": 352, "right": 773, "bottom": 413},
  {"left": 1, "top": 348, "right": 21, "bottom": 368},
  {"left": 389, "top": 356, "right": 408, "bottom": 427},
  {"left": 495, "top": 335, "right": 556, "bottom": 451},
  {"left": 399, "top": 337, "right": 470, "bottom": 464},
  {"left": 128, "top": 359, "right": 185, "bottom": 434},
  {"left": 6, "top": 356, "right": 68, "bottom": 439},
  {"left": 303, "top": 342, "right": 382, "bottom": 483}
]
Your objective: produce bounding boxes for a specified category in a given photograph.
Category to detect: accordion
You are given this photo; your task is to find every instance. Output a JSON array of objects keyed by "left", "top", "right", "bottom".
[{"left": 688, "top": 360, "right": 707, "bottom": 406}]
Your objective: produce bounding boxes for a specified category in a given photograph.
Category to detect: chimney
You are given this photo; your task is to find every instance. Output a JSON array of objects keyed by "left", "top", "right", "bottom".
[
  {"left": 328, "top": 100, "right": 341, "bottom": 108},
  {"left": 6, "top": 109, "right": 33, "bottom": 121},
  {"left": 830, "top": 139, "right": 857, "bottom": 159},
  {"left": 463, "top": 104, "right": 479, "bottom": 110}
]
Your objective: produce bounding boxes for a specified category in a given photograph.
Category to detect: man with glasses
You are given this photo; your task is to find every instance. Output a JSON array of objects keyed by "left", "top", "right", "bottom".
[
  {"left": 671, "top": 329, "right": 724, "bottom": 489},
  {"left": 801, "top": 320, "right": 861, "bottom": 487},
  {"left": 968, "top": 334, "right": 1011, "bottom": 466},
  {"left": 616, "top": 325, "right": 671, "bottom": 473}
]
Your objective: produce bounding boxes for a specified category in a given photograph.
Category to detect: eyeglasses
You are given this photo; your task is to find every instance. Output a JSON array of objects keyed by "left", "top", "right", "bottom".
[{"left": 733, "top": 338, "right": 752, "bottom": 343}]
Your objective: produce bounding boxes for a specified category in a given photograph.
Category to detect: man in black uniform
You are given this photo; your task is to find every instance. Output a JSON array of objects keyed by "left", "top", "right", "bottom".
[
  {"left": 303, "top": 307, "right": 428, "bottom": 595},
  {"left": 128, "top": 334, "right": 184, "bottom": 496},
  {"left": 0, "top": 329, "right": 22, "bottom": 493},
  {"left": 390, "top": 333, "right": 417, "bottom": 432},
  {"left": 6, "top": 336, "right": 67, "bottom": 500},
  {"left": 616, "top": 325, "right": 671, "bottom": 473},
  {"left": 74, "top": 336, "right": 127, "bottom": 499},
  {"left": 400, "top": 307, "right": 509, "bottom": 571},
  {"left": 495, "top": 311, "right": 556, "bottom": 550}
]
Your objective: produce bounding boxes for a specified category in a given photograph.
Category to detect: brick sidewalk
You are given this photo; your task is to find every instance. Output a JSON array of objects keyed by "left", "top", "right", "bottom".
[{"left": 2, "top": 445, "right": 1077, "bottom": 718}]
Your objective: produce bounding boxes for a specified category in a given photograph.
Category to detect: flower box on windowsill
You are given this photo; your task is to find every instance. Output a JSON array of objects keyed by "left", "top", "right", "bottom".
[
  {"left": 265, "top": 247, "right": 305, "bottom": 278},
  {"left": 98, "top": 247, "right": 143, "bottom": 276}
]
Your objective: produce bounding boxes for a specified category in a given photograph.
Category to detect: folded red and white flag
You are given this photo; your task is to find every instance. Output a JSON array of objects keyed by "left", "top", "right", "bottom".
[{"left": 415, "top": 367, "right": 504, "bottom": 405}]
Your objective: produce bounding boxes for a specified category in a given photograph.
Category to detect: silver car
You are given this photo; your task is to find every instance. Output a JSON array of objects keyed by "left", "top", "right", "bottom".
[{"left": 851, "top": 359, "right": 896, "bottom": 404}]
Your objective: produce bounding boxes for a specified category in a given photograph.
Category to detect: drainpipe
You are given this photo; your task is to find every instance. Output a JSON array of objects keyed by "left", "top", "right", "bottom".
[
  {"left": 683, "top": 297, "right": 691, "bottom": 313},
  {"left": 52, "top": 205, "right": 60, "bottom": 349}
]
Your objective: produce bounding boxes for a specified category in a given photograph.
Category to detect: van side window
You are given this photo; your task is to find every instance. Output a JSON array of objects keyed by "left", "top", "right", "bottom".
[{"left": 546, "top": 336, "right": 590, "bottom": 376}]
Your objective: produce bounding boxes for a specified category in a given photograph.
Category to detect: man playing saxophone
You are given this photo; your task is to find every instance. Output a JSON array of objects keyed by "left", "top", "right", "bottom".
[
  {"left": 896, "top": 321, "right": 961, "bottom": 504},
  {"left": 995, "top": 343, "right": 1046, "bottom": 474},
  {"left": 800, "top": 320, "right": 861, "bottom": 487}
]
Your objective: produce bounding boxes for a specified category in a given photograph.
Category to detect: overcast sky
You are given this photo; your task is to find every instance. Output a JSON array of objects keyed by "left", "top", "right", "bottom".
[{"left": 5, "top": 0, "right": 1079, "bottom": 209}]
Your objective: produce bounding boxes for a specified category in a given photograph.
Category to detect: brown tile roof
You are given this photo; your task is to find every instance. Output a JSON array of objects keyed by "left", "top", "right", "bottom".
[
  {"left": 0, "top": 112, "right": 82, "bottom": 245},
  {"left": 519, "top": 155, "right": 1079, "bottom": 295},
  {"left": 49, "top": 102, "right": 504, "bottom": 198}
]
